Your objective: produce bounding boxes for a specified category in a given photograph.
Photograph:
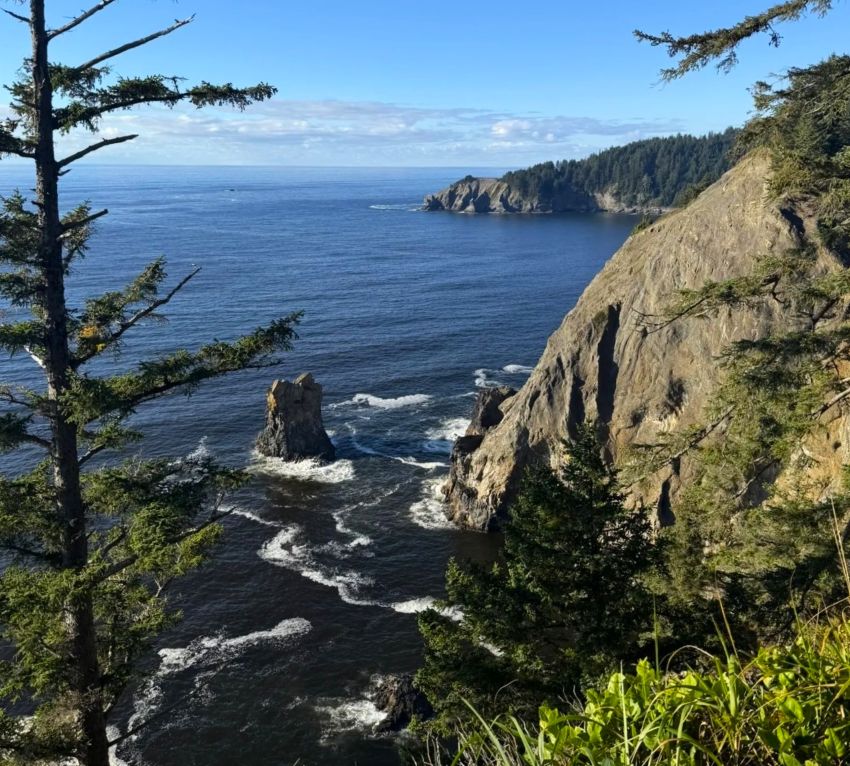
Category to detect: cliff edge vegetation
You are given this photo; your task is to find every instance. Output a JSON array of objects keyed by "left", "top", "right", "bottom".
[{"left": 423, "top": 129, "right": 738, "bottom": 214}]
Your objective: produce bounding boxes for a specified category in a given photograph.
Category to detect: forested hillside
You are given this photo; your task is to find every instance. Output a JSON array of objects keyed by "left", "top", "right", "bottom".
[{"left": 501, "top": 127, "right": 739, "bottom": 209}]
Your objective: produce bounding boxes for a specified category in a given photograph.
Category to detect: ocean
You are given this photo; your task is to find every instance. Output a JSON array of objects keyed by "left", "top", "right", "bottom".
[{"left": 0, "top": 164, "right": 635, "bottom": 765}]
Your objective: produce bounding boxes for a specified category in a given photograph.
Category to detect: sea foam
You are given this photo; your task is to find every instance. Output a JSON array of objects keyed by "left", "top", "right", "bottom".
[
  {"left": 259, "top": 526, "right": 378, "bottom": 607},
  {"left": 338, "top": 392, "right": 432, "bottom": 410},
  {"left": 408, "top": 477, "right": 455, "bottom": 530},
  {"left": 249, "top": 452, "right": 355, "bottom": 484},
  {"left": 423, "top": 417, "right": 469, "bottom": 454}
]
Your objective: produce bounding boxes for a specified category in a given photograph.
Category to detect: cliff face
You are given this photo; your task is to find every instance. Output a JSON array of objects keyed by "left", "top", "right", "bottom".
[
  {"left": 443, "top": 153, "right": 850, "bottom": 530},
  {"left": 423, "top": 178, "right": 663, "bottom": 215}
]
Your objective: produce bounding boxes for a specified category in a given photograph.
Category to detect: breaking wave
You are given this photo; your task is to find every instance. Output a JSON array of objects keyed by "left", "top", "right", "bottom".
[
  {"left": 336, "top": 393, "right": 432, "bottom": 410},
  {"left": 502, "top": 363, "right": 534, "bottom": 374},
  {"left": 258, "top": 525, "right": 378, "bottom": 607},
  {"left": 408, "top": 476, "right": 455, "bottom": 530},
  {"left": 423, "top": 417, "right": 469, "bottom": 454},
  {"left": 122, "top": 618, "right": 311, "bottom": 756},
  {"left": 315, "top": 697, "right": 387, "bottom": 739},
  {"left": 368, "top": 203, "right": 420, "bottom": 212},
  {"left": 249, "top": 451, "right": 355, "bottom": 484}
]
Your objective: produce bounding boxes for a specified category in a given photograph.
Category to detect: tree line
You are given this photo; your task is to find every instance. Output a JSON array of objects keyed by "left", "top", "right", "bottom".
[{"left": 500, "top": 128, "right": 739, "bottom": 209}]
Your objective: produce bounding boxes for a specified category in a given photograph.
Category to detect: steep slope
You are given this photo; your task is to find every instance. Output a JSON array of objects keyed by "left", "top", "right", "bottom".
[{"left": 443, "top": 152, "right": 847, "bottom": 530}]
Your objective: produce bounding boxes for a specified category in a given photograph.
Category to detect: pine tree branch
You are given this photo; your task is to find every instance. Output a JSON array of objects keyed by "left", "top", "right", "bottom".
[
  {"left": 93, "top": 509, "right": 233, "bottom": 583},
  {"left": 634, "top": 0, "right": 834, "bottom": 80},
  {"left": 47, "top": 0, "right": 118, "bottom": 40},
  {"left": 58, "top": 135, "right": 138, "bottom": 168},
  {"left": 61, "top": 208, "right": 108, "bottom": 234},
  {"left": 2, "top": 8, "right": 31, "bottom": 24},
  {"left": 70, "top": 16, "right": 195, "bottom": 74},
  {"left": 72, "top": 267, "right": 201, "bottom": 368},
  {"left": 78, "top": 443, "right": 107, "bottom": 467}
]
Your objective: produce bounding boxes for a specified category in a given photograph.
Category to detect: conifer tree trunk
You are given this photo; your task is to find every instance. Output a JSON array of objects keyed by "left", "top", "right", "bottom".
[{"left": 29, "top": 2, "right": 109, "bottom": 763}]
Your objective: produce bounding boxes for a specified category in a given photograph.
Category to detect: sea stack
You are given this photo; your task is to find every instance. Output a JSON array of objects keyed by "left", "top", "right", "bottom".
[{"left": 256, "top": 374, "right": 335, "bottom": 462}]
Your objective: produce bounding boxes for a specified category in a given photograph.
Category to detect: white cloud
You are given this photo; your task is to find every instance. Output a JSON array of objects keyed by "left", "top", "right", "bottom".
[{"left": 0, "top": 99, "right": 685, "bottom": 167}]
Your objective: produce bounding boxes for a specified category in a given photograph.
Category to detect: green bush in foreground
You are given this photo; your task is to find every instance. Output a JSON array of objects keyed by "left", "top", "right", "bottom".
[{"left": 430, "top": 606, "right": 850, "bottom": 765}]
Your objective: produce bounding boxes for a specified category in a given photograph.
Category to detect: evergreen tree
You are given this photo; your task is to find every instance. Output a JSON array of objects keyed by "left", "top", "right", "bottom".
[
  {"left": 417, "top": 425, "right": 659, "bottom": 730},
  {"left": 0, "top": 3, "right": 295, "bottom": 764},
  {"left": 497, "top": 129, "right": 738, "bottom": 211},
  {"left": 635, "top": 1, "right": 835, "bottom": 81},
  {"left": 633, "top": 6, "right": 850, "bottom": 640}
]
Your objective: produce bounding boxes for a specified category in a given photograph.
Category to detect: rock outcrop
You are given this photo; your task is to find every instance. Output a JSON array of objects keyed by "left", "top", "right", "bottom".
[
  {"left": 444, "top": 386, "right": 517, "bottom": 530},
  {"left": 443, "top": 152, "right": 850, "bottom": 530},
  {"left": 371, "top": 674, "right": 433, "bottom": 732},
  {"left": 423, "top": 177, "right": 664, "bottom": 215},
  {"left": 256, "top": 374, "right": 335, "bottom": 462}
]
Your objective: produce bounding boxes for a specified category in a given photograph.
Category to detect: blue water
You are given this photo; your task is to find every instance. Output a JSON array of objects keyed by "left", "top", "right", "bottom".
[{"left": 0, "top": 165, "right": 635, "bottom": 765}]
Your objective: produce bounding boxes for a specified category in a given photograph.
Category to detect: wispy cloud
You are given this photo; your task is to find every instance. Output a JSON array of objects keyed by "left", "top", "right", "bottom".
[{"left": 0, "top": 99, "right": 684, "bottom": 167}]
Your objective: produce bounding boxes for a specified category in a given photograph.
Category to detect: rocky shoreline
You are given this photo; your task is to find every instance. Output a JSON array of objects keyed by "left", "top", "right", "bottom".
[{"left": 423, "top": 176, "right": 667, "bottom": 216}]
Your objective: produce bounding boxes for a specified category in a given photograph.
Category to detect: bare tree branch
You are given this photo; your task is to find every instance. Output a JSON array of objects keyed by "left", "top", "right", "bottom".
[
  {"left": 58, "top": 135, "right": 138, "bottom": 168},
  {"left": 47, "top": 0, "right": 118, "bottom": 40},
  {"left": 2, "top": 8, "right": 31, "bottom": 24},
  {"left": 23, "top": 345, "right": 46, "bottom": 370},
  {"left": 71, "top": 16, "right": 195, "bottom": 73}
]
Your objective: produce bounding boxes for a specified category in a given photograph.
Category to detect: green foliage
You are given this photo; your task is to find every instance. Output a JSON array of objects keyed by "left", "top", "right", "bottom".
[
  {"left": 0, "top": 3, "right": 293, "bottom": 763},
  {"left": 417, "top": 425, "right": 661, "bottom": 731},
  {"left": 497, "top": 130, "right": 738, "bottom": 211},
  {"left": 635, "top": 1, "right": 835, "bottom": 81},
  {"left": 429, "top": 607, "right": 850, "bottom": 766}
]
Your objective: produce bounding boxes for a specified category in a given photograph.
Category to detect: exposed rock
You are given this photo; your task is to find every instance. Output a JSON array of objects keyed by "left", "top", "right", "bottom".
[
  {"left": 372, "top": 674, "right": 433, "bottom": 732},
  {"left": 443, "top": 152, "right": 849, "bottom": 530},
  {"left": 442, "top": 386, "right": 517, "bottom": 530},
  {"left": 423, "top": 177, "right": 665, "bottom": 215},
  {"left": 468, "top": 385, "right": 517, "bottom": 435},
  {"left": 256, "top": 374, "right": 335, "bottom": 462}
]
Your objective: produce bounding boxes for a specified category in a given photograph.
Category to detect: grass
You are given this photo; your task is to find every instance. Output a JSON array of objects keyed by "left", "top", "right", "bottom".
[{"left": 421, "top": 525, "right": 850, "bottom": 766}]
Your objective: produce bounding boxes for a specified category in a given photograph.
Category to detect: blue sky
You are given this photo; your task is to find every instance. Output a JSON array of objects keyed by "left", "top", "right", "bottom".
[{"left": 0, "top": 0, "right": 847, "bottom": 166}]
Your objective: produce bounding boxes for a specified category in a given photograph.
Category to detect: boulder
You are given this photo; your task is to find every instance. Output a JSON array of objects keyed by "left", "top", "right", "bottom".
[
  {"left": 256, "top": 373, "right": 335, "bottom": 462},
  {"left": 371, "top": 674, "right": 433, "bottom": 732}
]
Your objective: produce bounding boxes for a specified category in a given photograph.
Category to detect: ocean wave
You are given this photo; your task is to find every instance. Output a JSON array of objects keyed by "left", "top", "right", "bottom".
[
  {"left": 408, "top": 477, "right": 455, "bottom": 530},
  {"left": 336, "top": 392, "right": 432, "bottom": 410},
  {"left": 473, "top": 367, "right": 506, "bottom": 388},
  {"left": 368, "top": 203, "right": 419, "bottom": 212},
  {"left": 389, "top": 596, "right": 436, "bottom": 613},
  {"left": 348, "top": 424, "right": 446, "bottom": 469},
  {"left": 394, "top": 456, "right": 448, "bottom": 470},
  {"left": 123, "top": 617, "right": 311, "bottom": 753},
  {"left": 230, "top": 507, "right": 283, "bottom": 528},
  {"left": 502, "top": 363, "right": 534, "bottom": 374},
  {"left": 423, "top": 417, "right": 469, "bottom": 454},
  {"left": 315, "top": 697, "right": 387, "bottom": 738},
  {"left": 157, "top": 617, "right": 313, "bottom": 676},
  {"left": 248, "top": 452, "right": 355, "bottom": 484},
  {"left": 258, "top": 526, "right": 378, "bottom": 607}
]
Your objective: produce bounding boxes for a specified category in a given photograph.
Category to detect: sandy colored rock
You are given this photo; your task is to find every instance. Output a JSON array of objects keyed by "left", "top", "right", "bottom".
[
  {"left": 443, "top": 152, "right": 848, "bottom": 529},
  {"left": 256, "top": 373, "right": 335, "bottom": 462}
]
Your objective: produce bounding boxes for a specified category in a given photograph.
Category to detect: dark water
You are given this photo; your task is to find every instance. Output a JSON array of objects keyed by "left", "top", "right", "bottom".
[{"left": 0, "top": 165, "right": 635, "bottom": 765}]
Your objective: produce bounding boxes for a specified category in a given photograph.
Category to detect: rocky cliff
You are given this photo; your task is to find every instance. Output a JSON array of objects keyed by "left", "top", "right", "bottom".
[
  {"left": 423, "top": 177, "right": 609, "bottom": 214},
  {"left": 422, "top": 177, "right": 665, "bottom": 215},
  {"left": 443, "top": 152, "right": 849, "bottom": 530}
]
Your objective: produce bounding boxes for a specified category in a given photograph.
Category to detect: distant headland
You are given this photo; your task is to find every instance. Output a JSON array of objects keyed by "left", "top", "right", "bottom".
[{"left": 423, "top": 128, "right": 738, "bottom": 215}]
